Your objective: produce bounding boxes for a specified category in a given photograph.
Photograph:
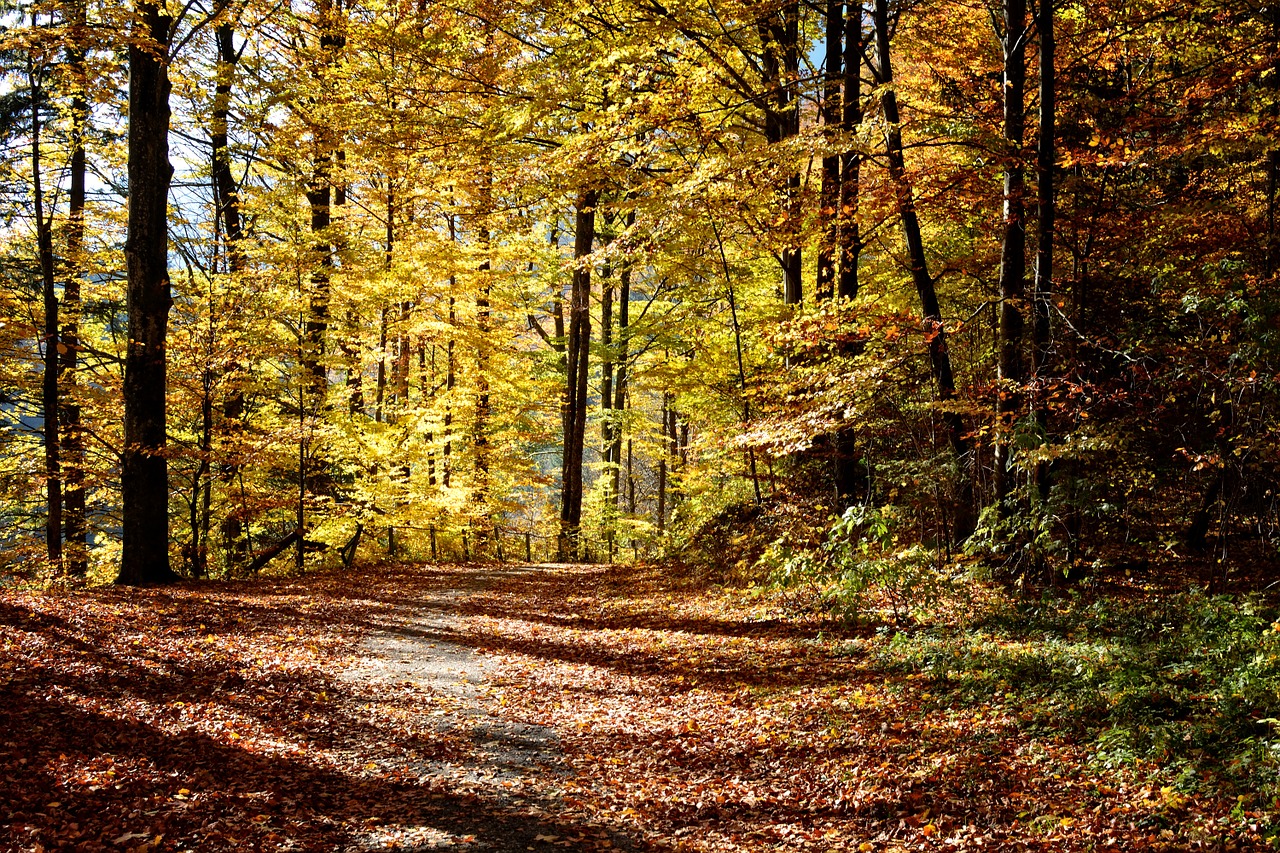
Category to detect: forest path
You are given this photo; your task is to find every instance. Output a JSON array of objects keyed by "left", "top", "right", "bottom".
[{"left": 331, "top": 563, "right": 637, "bottom": 852}]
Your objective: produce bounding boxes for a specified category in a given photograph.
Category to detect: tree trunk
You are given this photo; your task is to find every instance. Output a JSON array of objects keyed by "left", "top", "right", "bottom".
[
  {"left": 31, "top": 52, "right": 61, "bottom": 570},
  {"left": 302, "top": 0, "right": 343, "bottom": 399},
  {"left": 212, "top": 12, "right": 250, "bottom": 572},
  {"left": 758, "top": 4, "right": 802, "bottom": 304},
  {"left": 872, "top": 0, "right": 974, "bottom": 541},
  {"left": 832, "top": 1, "right": 864, "bottom": 504},
  {"left": 600, "top": 245, "right": 615, "bottom": 510},
  {"left": 839, "top": 1, "right": 862, "bottom": 301},
  {"left": 816, "top": 0, "right": 843, "bottom": 301},
  {"left": 304, "top": 152, "right": 332, "bottom": 394},
  {"left": 376, "top": 306, "right": 388, "bottom": 422},
  {"left": 118, "top": 0, "right": 177, "bottom": 584},
  {"left": 1266, "top": 4, "right": 1280, "bottom": 278},
  {"left": 559, "top": 191, "right": 596, "bottom": 560},
  {"left": 61, "top": 0, "right": 88, "bottom": 577},
  {"left": 608, "top": 214, "right": 634, "bottom": 507},
  {"left": 657, "top": 395, "right": 668, "bottom": 535},
  {"left": 1032, "top": 0, "right": 1054, "bottom": 505},
  {"left": 475, "top": 224, "right": 492, "bottom": 526},
  {"left": 994, "top": 0, "right": 1027, "bottom": 510}
]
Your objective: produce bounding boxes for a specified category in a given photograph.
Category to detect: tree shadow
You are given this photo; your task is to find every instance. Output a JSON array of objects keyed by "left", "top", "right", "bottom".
[{"left": 0, "top": 586, "right": 646, "bottom": 852}]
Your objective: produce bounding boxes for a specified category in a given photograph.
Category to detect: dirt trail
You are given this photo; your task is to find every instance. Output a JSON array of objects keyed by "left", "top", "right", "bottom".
[{"left": 335, "top": 566, "right": 635, "bottom": 852}]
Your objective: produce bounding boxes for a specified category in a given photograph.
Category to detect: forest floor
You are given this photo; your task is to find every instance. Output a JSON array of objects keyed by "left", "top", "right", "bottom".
[{"left": 0, "top": 561, "right": 1270, "bottom": 852}]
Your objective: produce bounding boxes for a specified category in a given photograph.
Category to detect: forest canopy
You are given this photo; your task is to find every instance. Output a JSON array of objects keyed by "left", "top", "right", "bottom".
[{"left": 0, "top": 0, "right": 1275, "bottom": 586}]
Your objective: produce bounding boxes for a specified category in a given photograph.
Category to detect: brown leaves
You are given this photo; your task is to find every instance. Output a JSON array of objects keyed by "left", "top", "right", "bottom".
[{"left": 1, "top": 563, "right": 1268, "bottom": 851}]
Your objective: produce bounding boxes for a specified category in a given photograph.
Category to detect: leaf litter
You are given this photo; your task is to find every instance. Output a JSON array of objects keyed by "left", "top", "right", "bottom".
[{"left": 0, "top": 562, "right": 1267, "bottom": 851}]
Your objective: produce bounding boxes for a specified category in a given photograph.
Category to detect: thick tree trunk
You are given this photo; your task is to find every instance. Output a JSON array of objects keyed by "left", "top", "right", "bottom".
[
  {"left": 118, "top": 0, "right": 177, "bottom": 584},
  {"left": 62, "top": 8, "right": 88, "bottom": 576},
  {"left": 872, "top": 0, "right": 974, "bottom": 540},
  {"left": 559, "top": 191, "right": 596, "bottom": 560},
  {"left": 994, "top": 0, "right": 1028, "bottom": 509}
]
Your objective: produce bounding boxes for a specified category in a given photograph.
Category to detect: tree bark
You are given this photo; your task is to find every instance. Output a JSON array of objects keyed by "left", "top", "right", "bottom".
[
  {"left": 118, "top": 0, "right": 177, "bottom": 584},
  {"left": 1032, "top": 0, "right": 1054, "bottom": 505},
  {"left": 994, "top": 0, "right": 1028, "bottom": 509},
  {"left": 1266, "top": 4, "right": 1280, "bottom": 278},
  {"left": 211, "top": 11, "right": 251, "bottom": 571},
  {"left": 475, "top": 225, "right": 492, "bottom": 525},
  {"left": 559, "top": 191, "right": 596, "bottom": 560},
  {"left": 60, "top": 0, "right": 88, "bottom": 577},
  {"left": 816, "top": 0, "right": 843, "bottom": 301},
  {"left": 872, "top": 0, "right": 974, "bottom": 540},
  {"left": 839, "top": 1, "right": 862, "bottom": 300},
  {"left": 31, "top": 49, "right": 61, "bottom": 570},
  {"left": 302, "top": 0, "right": 343, "bottom": 398},
  {"left": 758, "top": 4, "right": 802, "bottom": 304},
  {"left": 608, "top": 212, "right": 635, "bottom": 506}
]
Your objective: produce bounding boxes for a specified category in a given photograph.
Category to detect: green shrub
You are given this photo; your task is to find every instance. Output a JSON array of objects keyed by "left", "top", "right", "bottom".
[{"left": 765, "top": 504, "right": 947, "bottom": 624}]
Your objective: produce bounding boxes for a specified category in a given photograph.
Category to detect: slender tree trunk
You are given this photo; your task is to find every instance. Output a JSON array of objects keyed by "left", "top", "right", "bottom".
[
  {"left": 994, "top": 0, "right": 1028, "bottom": 510},
  {"left": 302, "top": 0, "right": 343, "bottom": 399},
  {"left": 816, "top": 0, "right": 843, "bottom": 301},
  {"left": 559, "top": 191, "right": 596, "bottom": 560},
  {"left": 61, "top": 0, "right": 88, "bottom": 577},
  {"left": 118, "top": 0, "right": 177, "bottom": 584},
  {"left": 304, "top": 154, "right": 332, "bottom": 393},
  {"left": 212, "top": 20, "right": 243, "bottom": 270},
  {"left": 211, "top": 13, "right": 251, "bottom": 571},
  {"left": 657, "top": 394, "right": 668, "bottom": 535},
  {"left": 30, "top": 51, "right": 61, "bottom": 570},
  {"left": 759, "top": 5, "right": 802, "bottom": 304},
  {"left": 832, "top": 1, "right": 865, "bottom": 504},
  {"left": 839, "top": 1, "right": 862, "bottom": 301},
  {"left": 1032, "top": 0, "right": 1055, "bottom": 504},
  {"left": 475, "top": 226, "right": 492, "bottom": 528},
  {"left": 712, "top": 219, "right": 762, "bottom": 504},
  {"left": 443, "top": 287, "right": 455, "bottom": 486},
  {"left": 609, "top": 212, "right": 634, "bottom": 506},
  {"left": 376, "top": 307, "right": 388, "bottom": 422},
  {"left": 781, "top": 1, "right": 801, "bottom": 303},
  {"left": 600, "top": 249, "right": 615, "bottom": 510},
  {"left": 872, "top": 0, "right": 974, "bottom": 540},
  {"left": 1266, "top": 4, "right": 1280, "bottom": 278},
  {"left": 193, "top": 364, "right": 213, "bottom": 577}
]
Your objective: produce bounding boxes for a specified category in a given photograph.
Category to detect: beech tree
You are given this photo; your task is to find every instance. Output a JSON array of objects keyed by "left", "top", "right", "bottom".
[{"left": 117, "top": 0, "right": 177, "bottom": 585}]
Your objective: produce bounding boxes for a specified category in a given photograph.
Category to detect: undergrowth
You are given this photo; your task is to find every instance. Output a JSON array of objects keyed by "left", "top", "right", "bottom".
[{"left": 861, "top": 591, "right": 1280, "bottom": 833}]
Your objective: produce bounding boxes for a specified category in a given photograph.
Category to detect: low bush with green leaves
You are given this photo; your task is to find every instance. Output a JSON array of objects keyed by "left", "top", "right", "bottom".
[
  {"left": 863, "top": 591, "right": 1280, "bottom": 811},
  {"left": 764, "top": 504, "right": 948, "bottom": 623}
]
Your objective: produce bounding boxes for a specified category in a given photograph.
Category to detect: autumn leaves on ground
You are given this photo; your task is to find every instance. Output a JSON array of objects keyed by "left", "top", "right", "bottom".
[{"left": 0, "top": 563, "right": 1265, "bottom": 852}]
